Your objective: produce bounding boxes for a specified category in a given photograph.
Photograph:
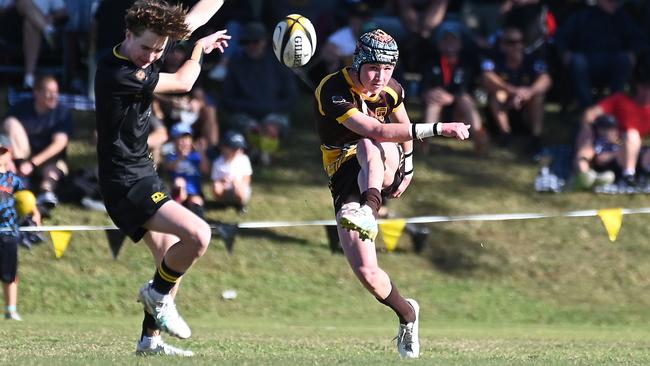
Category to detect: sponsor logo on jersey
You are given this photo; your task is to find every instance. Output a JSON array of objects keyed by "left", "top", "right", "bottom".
[
  {"left": 332, "top": 95, "right": 347, "bottom": 104},
  {"left": 135, "top": 70, "right": 146, "bottom": 81},
  {"left": 151, "top": 191, "right": 167, "bottom": 203}
]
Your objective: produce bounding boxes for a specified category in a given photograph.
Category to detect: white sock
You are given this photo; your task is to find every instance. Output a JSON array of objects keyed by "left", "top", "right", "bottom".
[
  {"left": 24, "top": 74, "right": 34, "bottom": 88},
  {"left": 623, "top": 169, "right": 635, "bottom": 177}
]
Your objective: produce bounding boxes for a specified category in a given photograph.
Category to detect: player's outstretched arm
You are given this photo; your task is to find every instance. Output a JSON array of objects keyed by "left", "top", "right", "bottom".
[
  {"left": 342, "top": 111, "right": 470, "bottom": 143},
  {"left": 155, "top": 30, "right": 230, "bottom": 94},
  {"left": 185, "top": 0, "right": 225, "bottom": 33}
]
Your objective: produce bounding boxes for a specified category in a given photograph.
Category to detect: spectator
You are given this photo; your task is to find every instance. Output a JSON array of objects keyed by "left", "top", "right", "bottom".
[
  {"left": 574, "top": 54, "right": 650, "bottom": 186},
  {"left": 573, "top": 114, "right": 619, "bottom": 190},
  {"left": 555, "top": 0, "right": 645, "bottom": 108},
  {"left": 420, "top": 21, "right": 487, "bottom": 155},
  {"left": 164, "top": 123, "right": 210, "bottom": 219},
  {"left": 62, "top": 0, "right": 98, "bottom": 93},
  {"left": 0, "top": 140, "right": 40, "bottom": 321},
  {"left": 147, "top": 115, "right": 168, "bottom": 166},
  {"left": 2, "top": 75, "right": 73, "bottom": 210},
  {"left": 153, "top": 43, "right": 220, "bottom": 151},
  {"left": 210, "top": 131, "right": 252, "bottom": 213},
  {"left": 17, "top": 0, "right": 68, "bottom": 89},
  {"left": 221, "top": 21, "right": 298, "bottom": 166},
  {"left": 460, "top": 0, "right": 504, "bottom": 50},
  {"left": 502, "top": 0, "right": 555, "bottom": 56},
  {"left": 482, "top": 26, "right": 552, "bottom": 154},
  {"left": 395, "top": 0, "right": 449, "bottom": 72}
]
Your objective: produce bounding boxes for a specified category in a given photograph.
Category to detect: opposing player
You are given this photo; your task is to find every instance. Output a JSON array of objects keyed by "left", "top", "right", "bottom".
[
  {"left": 314, "top": 29, "right": 470, "bottom": 358},
  {"left": 94, "top": 0, "right": 230, "bottom": 356}
]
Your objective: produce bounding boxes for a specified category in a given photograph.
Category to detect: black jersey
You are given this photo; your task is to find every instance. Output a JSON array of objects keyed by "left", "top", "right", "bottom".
[
  {"left": 314, "top": 67, "right": 404, "bottom": 177},
  {"left": 95, "top": 45, "right": 163, "bottom": 186}
]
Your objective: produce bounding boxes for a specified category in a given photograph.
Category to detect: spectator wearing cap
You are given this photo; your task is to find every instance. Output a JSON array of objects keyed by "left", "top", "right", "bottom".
[
  {"left": 574, "top": 53, "right": 650, "bottom": 186},
  {"left": 2, "top": 75, "right": 73, "bottom": 211},
  {"left": 164, "top": 123, "right": 210, "bottom": 218},
  {"left": 555, "top": 0, "right": 645, "bottom": 109},
  {"left": 420, "top": 21, "right": 487, "bottom": 155},
  {"left": 481, "top": 26, "right": 551, "bottom": 154},
  {"left": 210, "top": 130, "right": 252, "bottom": 213},
  {"left": 221, "top": 21, "right": 298, "bottom": 166}
]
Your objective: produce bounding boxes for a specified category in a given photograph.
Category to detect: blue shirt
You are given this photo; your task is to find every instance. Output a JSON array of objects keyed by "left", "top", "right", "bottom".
[
  {"left": 0, "top": 172, "right": 24, "bottom": 238},
  {"left": 165, "top": 151, "right": 203, "bottom": 196},
  {"left": 6, "top": 99, "right": 73, "bottom": 156}
]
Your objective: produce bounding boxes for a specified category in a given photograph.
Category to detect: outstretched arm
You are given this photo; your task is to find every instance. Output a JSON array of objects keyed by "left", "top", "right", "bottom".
[
  {"left": 155, "top": 30, "right": 230, "bottom": 94},
  {"left": 185, "top": 0, "right": 226, "bottom": 33}
]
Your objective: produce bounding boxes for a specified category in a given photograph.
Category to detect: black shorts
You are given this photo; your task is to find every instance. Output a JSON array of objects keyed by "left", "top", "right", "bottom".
[
  {"left": 100, "top": 176, "right": 171, "bottom": 242},
  {"left": 0, "top": 235, "right": 18, "bottom": 284},
  {"left": 329, "top": 154, "right": 404, "bottom": 214}
]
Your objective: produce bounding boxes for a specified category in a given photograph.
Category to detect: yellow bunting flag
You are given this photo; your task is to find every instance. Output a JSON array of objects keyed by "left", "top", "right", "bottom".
[
  {"left": 597, "top": 208, "right": 623, "bottom": 242},
  {"left": 379, "top": 219, "right": 406, "bottom": 252},
  {"left": 50, "top": 231, "right": 72, "bottom": 258}
]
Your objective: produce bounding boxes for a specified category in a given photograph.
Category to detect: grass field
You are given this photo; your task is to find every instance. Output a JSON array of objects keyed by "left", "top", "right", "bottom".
[{"left": 2, "top": 91, "right": 650, "bottom": 364}]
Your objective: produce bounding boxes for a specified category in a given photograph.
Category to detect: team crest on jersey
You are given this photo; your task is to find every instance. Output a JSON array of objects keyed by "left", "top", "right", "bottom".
[
  {"left": 375, "top": 107, "right": 388, "bottom": 122},
  {"left": 135, "top": 69, "right": 146, "bottom": 81},
  {"left": 332, "top": 95, "right": 348, "bottom": 105},
  {"left": 151, "top": 191, "right": 167, "bottom": 203}
]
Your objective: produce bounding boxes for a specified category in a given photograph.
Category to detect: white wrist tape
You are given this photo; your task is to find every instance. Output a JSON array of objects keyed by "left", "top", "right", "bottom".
[{"left": 413, "top": 123, "right": 435, "bottom": 140}]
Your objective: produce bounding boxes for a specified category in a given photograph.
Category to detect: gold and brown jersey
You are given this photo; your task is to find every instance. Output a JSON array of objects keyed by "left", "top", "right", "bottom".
[{"left": 314, "top": 67, "right": 404, "bottom": 177}]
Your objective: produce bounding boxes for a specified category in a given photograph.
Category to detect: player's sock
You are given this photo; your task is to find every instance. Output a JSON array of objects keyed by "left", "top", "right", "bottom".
[
  {"left": 152, "top": 258, "right": 184, "bottom": 295},
  {"left": 360, "top": 188, "right": 382, "bottom": 217},
  {"left": 377, "top": 282, "right": 416, "bottom": 324},
  {"left": 140, "top": 310, "right": 159, "bottom": 340}
]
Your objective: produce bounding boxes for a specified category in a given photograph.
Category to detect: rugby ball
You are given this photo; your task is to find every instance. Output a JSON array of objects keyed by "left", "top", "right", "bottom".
[{"left": 272, "top": 14, "right": 317, "bottom": 68}]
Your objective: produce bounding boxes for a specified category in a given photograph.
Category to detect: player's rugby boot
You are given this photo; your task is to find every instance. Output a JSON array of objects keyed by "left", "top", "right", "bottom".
[
  {"left": 339, "top": 204, "right": 378, "bottom": 241},
  {"left": 138, "top": 282, "right": 191, "bottom": 339},
  {"left": 396, "top": 299, "right": 420, "bottom": 358},
  {"left": 136, "top": 336, "right": 194, "bottom": 357}
]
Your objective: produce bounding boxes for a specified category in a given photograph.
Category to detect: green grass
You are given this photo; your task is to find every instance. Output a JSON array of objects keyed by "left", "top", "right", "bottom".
[{"left": 3, "top": 95, "right": 650, "bottom": 364}]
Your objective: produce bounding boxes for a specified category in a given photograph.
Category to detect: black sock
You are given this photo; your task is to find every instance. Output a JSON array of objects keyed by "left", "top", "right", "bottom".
[
  {"left": 140, "top": 310, "right": 158, "bottom": 341},
  {"left": 152, "top": 258, "right": 184, "bottom": 295},
  {"left": 376, "top": 282, "right": 416, "bottom": 324},
  {"left": 360, "top": 188, "right": 382, "bottom": 217}
]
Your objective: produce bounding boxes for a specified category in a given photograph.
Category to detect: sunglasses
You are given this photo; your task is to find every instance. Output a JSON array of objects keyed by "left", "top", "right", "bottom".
[{"left": 503, "top": 38, "right": 523, "bottom": 45}]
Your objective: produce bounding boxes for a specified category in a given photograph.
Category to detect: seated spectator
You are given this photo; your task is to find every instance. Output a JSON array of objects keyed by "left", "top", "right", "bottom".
[
  {"left": 482, "top": 26, "right": 552, "bottom": 154},
  {"left": 573, "top": 114, "right": 619, "bottom": 190},
  {"left": 555, "top": 0, "right": 645, "bottom": 109},
  {"left": 221, "top": 21, "right": 298, "bottom": 166},
  {"left": 501, "top": 0, "right": 555, "bottom": 56},
  {"left": 211, "top": 131, "right": 252, "bottom": 214},
  {"left": 574, "top": 54, "right": 650, "bottom": 186},
  {"left": 395, "top": 0, "right": 449, "bottom": 72},
  {"left": 420, "top": 21, "right": 487, "bottom": 155},
  {"left": 2, "top": 75, "right": 72, "bottom": 211},
  {"left": 164, "top": 123, "right": 210, "bottom": 219},
  {"left": 460, "top": 0, "right": 503, "bottom": 50},
  {"left": 153, "top": 43, "right": 220, "bottom": 151}
]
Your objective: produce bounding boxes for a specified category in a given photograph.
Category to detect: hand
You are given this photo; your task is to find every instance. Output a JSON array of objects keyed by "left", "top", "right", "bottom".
[
  {"left": 391, "top": 173, "right": 413, "bottom": 198},
  {"left": 441, "top": 122, "right": 471, "bottom": 140},
  {"left": 199, "top": 29, "right": 231, "bottom": 54},
  {"left": 18, "top": 160, "right": 34, "bottom": 177}
]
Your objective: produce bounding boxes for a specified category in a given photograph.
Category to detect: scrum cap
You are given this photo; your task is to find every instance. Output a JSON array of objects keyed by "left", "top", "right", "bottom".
[{"left": 351, "top": 29, "right": 399, "bottom": 71}]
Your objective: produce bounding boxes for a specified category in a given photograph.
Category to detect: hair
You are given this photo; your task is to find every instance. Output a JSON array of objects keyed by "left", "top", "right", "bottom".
[
  {"left": 34, "top": 75, "right": 58, "bottom": 91},
  {"left": 125, "top": 0, "right": 191, "bottom": 40}
]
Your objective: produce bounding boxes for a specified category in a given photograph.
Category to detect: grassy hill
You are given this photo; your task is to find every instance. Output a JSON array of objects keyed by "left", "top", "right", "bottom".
[{"left": 3, "top": 91, "right": 650, "bottom": 364}]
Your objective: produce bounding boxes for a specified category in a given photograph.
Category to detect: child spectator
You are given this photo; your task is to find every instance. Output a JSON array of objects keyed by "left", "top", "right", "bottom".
[
  {"left": 0, "top": 138, "right": 39, "bottom": 321},
  {"left": 211, "top": 131, "right": 252, "bottom": 213},
  {"left": 164, "top": 123, "right": 209, "bottom": 219},
  {"left": 573, "top": 114, "right": 620, "bottom": 190}
]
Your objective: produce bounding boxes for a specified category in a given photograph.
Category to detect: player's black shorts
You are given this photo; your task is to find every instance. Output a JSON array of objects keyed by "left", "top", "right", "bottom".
[
  {"left": 0, "top": 235, "right": 18, "bottom": 283},
  {"left": 329, "top": 153, "right": 404, "bottom": 214},
  {"left": 100, "top": 176, "right": 171, "bottom": 242}
]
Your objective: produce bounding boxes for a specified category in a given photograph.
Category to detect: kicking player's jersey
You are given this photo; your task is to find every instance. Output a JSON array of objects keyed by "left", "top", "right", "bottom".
[
  {"left": 95, "top": 44, "right": 169, "bottom": 186},
  {"left": 314, "top": 67, "right": 404, "bottom": 177}
]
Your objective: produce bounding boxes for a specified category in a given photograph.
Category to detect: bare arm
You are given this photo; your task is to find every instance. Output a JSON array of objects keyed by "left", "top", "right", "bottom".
[
  {"left": 155, "top": 30, "right": 230, "bottom": 94},
  {"left": 31, "top": 133, "right": 68, "bottom": 167},
  {"left": 529, "top": 73, "right": 552, "bottom": 96},
  {"left": 483, "top": 70, "right": 515, "bottom": 94},
  {"left": 185, "top": 0, "right": 225, "bottom": 33}
]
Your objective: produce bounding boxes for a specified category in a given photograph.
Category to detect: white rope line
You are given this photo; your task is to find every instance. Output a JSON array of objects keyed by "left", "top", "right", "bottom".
[{"left": 4, "top": 207, "right": 650, "bottom": 232}]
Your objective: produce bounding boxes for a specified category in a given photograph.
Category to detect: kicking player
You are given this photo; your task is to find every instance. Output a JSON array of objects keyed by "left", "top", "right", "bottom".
[
  {"left": 94, "top": 0, "right": 230, "bottom": 356},
  {"left": 314, "top": 29, "right": 470, "bottom": 358}
]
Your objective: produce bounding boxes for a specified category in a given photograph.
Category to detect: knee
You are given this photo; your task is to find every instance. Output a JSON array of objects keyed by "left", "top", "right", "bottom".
[
  {"left": 356, "top": 265, "right": 381, "bottom": 287},
  {"left": 186, "top": 221, "right": 212, "bottom": 257}
]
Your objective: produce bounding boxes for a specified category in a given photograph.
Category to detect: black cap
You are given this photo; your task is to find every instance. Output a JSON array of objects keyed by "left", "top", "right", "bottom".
[{"left": 594, "top": 114, "right": 617, "bottom": 129}]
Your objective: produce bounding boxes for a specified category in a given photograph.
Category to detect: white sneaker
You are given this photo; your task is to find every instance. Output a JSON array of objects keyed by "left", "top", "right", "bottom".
[
  {"left": 135, "top": 336, "right": 194, "bottom": 357},
  {"left": 4, "top": 311, "right": 22, "bottom": 321},
  {"left": 339, "top": 204, "right": 378, "bottom": 241},
  {"left": 396, "top": 299, "right": 420, "bottom": 358},
  {"left": 137, "top": 282, "right": 191, "bottom": 339}
]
